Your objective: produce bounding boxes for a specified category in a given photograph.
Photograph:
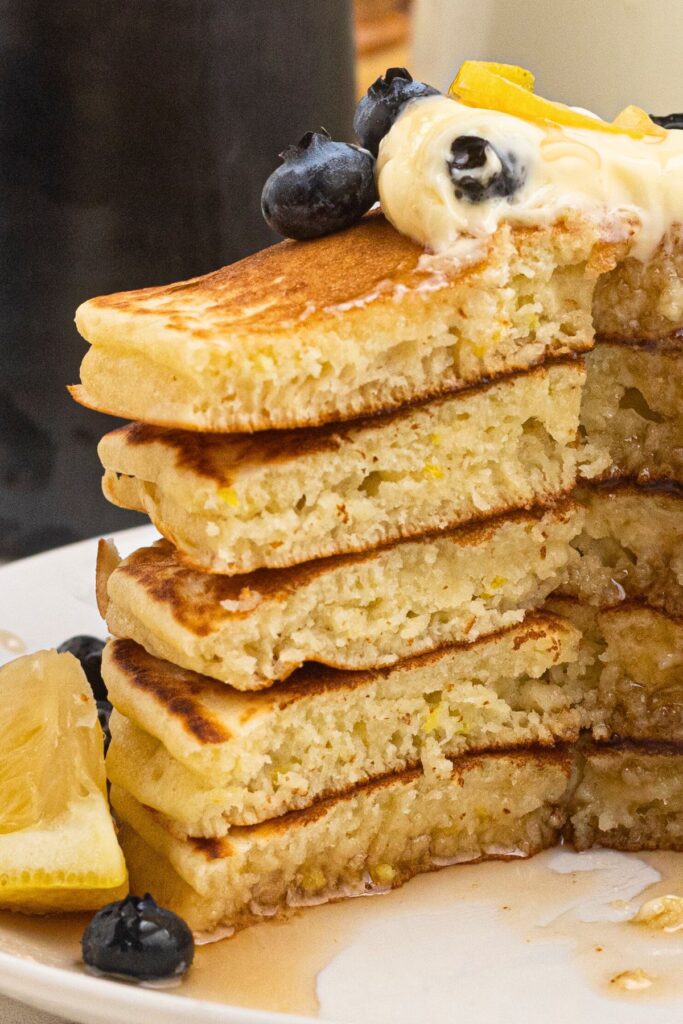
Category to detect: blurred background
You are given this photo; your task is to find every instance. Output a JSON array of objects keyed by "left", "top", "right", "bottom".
[{"left": 1, "top": 0, "right": 681, "bottom": 559}]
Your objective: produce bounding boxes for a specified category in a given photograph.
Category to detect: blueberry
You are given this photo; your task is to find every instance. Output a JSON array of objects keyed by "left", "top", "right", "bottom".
[
  {"left": 82, "top": 894, "right": 194, "bottom": 981},
  {"left": 96, "top": 700, "right": 112, "bottom": 754},
  {"left": 261, "top": 129, "right": 377, "bottom": 241},
  {"left": 58, "top": 635, "right": 107, "bottom": 702},
  {"left": 447, "top": 135, "right": 525, "bottom": 203},
  {"left": 650, "top": 113, "right": 683, "bottom": 130},
  {"left": 353, "top": 67, "right": 439, "bottom": 157}
]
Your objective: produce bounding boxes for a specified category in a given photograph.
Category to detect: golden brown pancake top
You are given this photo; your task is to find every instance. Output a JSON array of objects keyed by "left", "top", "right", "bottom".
[{"left": 79, "top": 212, "right": 479, "bottom": 338}]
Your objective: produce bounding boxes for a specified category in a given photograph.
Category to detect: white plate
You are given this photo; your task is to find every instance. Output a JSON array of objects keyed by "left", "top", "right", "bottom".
[{"left": 0, "top": 531, "right": 682, "bottom": 1024}]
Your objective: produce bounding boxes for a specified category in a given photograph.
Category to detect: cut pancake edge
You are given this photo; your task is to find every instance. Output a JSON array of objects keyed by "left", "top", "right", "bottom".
[
  {"left": 72, "top": 210, "right": 613, "bottom": 433},
  {"left": 96, "top": 356, "right": 587, "bottom": 476},
  {"left": 112, "top": 743, "right": 575, "bottom": 844},
  {"left": 73, "top": 212, "right": 610, "bottom": 344},
  {"left": 110, "top": 489, "right": 579, "bottom": 579},
  {"left": 71, "top": 350, "right": 591, "bottom": 435},
  {"left": 111, "top": 738, "right": 683, "bottom": 934},
  {"left": 102, "top": 608, "right": 581, "bottom": 713},
  {"left": 103, "top": 612, "right": 583, "bottom": 833},
  {"left": 109, "top": 747, "right": 572, "bottom": 935}
]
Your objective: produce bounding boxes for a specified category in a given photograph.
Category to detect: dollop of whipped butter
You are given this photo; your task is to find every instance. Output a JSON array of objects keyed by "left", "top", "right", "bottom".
[{"left": 376, "top": 93, "right": 683, "bottom": 263}]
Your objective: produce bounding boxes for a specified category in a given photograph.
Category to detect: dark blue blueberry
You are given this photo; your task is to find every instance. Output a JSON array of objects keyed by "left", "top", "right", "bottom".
[
  {"left": 58, "top": 634, "right": 107, "bottom": 702},
  {"left": 96, "top": 700, "right": 112, "bottom": 754},
  {"left": 82, "top": 894, "right": 194, "bottom": 982},
  {"left": 261, "top": 129, "right": 377, "bottom": 240},
  {"left": 447, "top": 135, "right": 525, "bottom": 203},
  {"left": 353, "top": 67, "right": 439, "bottom": 156},
  {"left": 650, "top": 113, "right": 683, "bottom": 130}
]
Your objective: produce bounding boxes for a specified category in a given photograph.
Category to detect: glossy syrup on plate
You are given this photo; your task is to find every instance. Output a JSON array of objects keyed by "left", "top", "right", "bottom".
[
  {"left": 0, "top": 630, "right": 26, "bottom": 655},
  {"left": 0, "top": 849, "right": 681, "bottom": 1020}
]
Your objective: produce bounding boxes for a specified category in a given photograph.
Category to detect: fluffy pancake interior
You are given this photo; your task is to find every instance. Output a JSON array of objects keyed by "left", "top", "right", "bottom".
[
  {"left": 580, "top": 339, "right": 683, "bottom": 484},
  {"left": 102, "top": 504, "right": 580, "bottom": 689},
  {"left": 563, "top": 482, "right": 683, "bottom": 616},
  {"left": 592, "top": 225, "right": 683, "bottom": 341},
  {"left": 73, "top": 214, "right": 614, "bottom": 432},
  {"left": 99, "top": 361, "right": 584, "bottom": 574},
  {"left": 570, "top": 743, "right": 683, "bottom": 852},
  {"left": 547, "top": 599, "right": 683, "bottom": 744},
  {"left": 104, "top": 614, "right": 583, "bottom": 835},
  {"left": 111, "top": 749, "right": 572, "bottom": 934}
]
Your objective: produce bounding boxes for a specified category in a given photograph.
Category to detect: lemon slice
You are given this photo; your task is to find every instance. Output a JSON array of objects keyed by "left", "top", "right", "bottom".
[
  {"left": 449, "top": 61, "right": 663, "bottom": 139},
  {"left": 0, "top": 650, "right": 127, "bottom": 913}
]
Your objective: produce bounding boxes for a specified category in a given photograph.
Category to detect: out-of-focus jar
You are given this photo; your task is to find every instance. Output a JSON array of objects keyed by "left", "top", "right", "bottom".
[{"left": 412, "top": 0, "right": 683, "bottom": 117}]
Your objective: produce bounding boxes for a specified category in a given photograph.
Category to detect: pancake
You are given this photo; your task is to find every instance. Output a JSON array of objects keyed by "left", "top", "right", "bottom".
[
  {"left": 593, "top": 225, "right": 683, "bottom": 342},
  {"left": 98, "top": 361, "right": 583, "bottom": 575},
  {"left": 111, "top": 748, "right": 573, "bottom": 935},
  {"left": 104, "top": 614, "right": 582, "bottom": 835},
  {"left": 99, "top": 503, "right": 579, "bottom": 689},
  {"left": 71, "top": 212, "right": 617, "bottom": 433},
  {"left": 569, "top": 742, "right": 683, "bottom": 852},
  {"left": 564, "top": 482, "right": 683, "bottom": 616},
  {"left": 580, "top": 339, "right": 683, "bottom": 484},
  {"left": 547, "top": 599, "right": 683, "bottom": 744}
]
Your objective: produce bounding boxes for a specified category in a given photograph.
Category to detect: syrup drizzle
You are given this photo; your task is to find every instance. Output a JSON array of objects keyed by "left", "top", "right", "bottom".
[
  {"left": 0, "top": 630, "right": 26, "bottom": 655},
  {"left": 0, "top": 850, "right": 681, "bottom": 1019}
]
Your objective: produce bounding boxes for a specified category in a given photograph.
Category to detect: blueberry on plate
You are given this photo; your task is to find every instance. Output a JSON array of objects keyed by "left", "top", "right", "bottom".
[
  {"left": 353, "top": 67, "right": 439, "bottom": 157},
  {"left": 82, "top": 894, "right": 194, "bottom": 982},
  {"left": 261, "top": 129, "right": 377, "bottom": 240},
  {"left": 96, "top": 700, "right": 113, "bottom": 754},
  {"left": 447, "top": 135, "right": 526, "bottom": 203},
  {"left": 57, "top": 634, "right": 107, "bottom": 702},
  {"left": 650, "top": 113, "right": 683, "bottom": 130}
]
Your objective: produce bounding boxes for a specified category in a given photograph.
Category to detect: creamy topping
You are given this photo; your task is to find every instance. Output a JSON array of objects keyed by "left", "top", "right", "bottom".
[{"left": 376, "top": 94, "right": 683, "bottom": 261}]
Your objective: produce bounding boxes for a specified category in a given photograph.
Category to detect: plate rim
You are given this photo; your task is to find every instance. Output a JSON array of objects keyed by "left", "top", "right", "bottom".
[
  {"left": 0, "top": 946, "right": 324, "bottom": 1024},
  {"left": 0, "top": 530, "right": 330, "bottom": 1024}
]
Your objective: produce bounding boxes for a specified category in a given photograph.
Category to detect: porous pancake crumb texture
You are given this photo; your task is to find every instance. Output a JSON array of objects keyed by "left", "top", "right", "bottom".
[
  {"left": 73, "top": 216, "right": 608, "bottom": 432},
  {"left": 77, "top": 214, "right": 683, "bottom": 935},
  {"left": 101, "top": 507, "right": 577, "bottom": 688},
  {"left": 99, "top": 362, "right": 582, "bottom": 575},
  {"left": 558, "top": 265, "right": 683, "bottom": 863},
  {"left": 104, "top": 616, "right": 585, "bottom": 836}
]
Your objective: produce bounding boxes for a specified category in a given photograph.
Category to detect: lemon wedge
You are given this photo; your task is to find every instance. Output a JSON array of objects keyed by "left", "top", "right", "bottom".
[
  {"left": 0, "top": 650, "right": 127, "bottom": 913},
  {"left": 449, "top": 61, "right": 664, "bottom": 139}
]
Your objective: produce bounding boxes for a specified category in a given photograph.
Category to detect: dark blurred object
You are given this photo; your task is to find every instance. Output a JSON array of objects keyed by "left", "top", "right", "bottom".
[{"left": 0, "top": 0, "right": 355, "bottom": 559}]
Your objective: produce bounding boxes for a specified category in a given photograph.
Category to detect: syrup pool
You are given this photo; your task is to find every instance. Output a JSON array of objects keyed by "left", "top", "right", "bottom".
[
  {"left": 0, "top": 849, "right": 681, "bottom": 1021},
  {"left": 0, "top": 629, "right": 26, "bottom": 655}
]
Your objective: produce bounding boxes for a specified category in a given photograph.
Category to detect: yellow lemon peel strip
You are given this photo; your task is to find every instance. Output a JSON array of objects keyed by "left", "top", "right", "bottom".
[
  {"left": 449, "top": 61, "right": 664, "bottom": 139},
  {"left": 612, "top": 105, "right": 667, "bottom": 138}
]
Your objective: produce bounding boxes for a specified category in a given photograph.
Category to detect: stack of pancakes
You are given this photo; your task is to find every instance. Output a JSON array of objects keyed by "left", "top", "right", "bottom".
[
  {"left": 72, "top": 213, "right": 681, "bottom": 935},
  {"left": 551, "top": 228, "right": 683, "bottom": 852}
]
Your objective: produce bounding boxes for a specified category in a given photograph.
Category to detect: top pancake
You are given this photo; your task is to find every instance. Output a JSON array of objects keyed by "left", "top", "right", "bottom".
[{"left": 72, "top": 212, "right": 618, "bottom": 432}]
